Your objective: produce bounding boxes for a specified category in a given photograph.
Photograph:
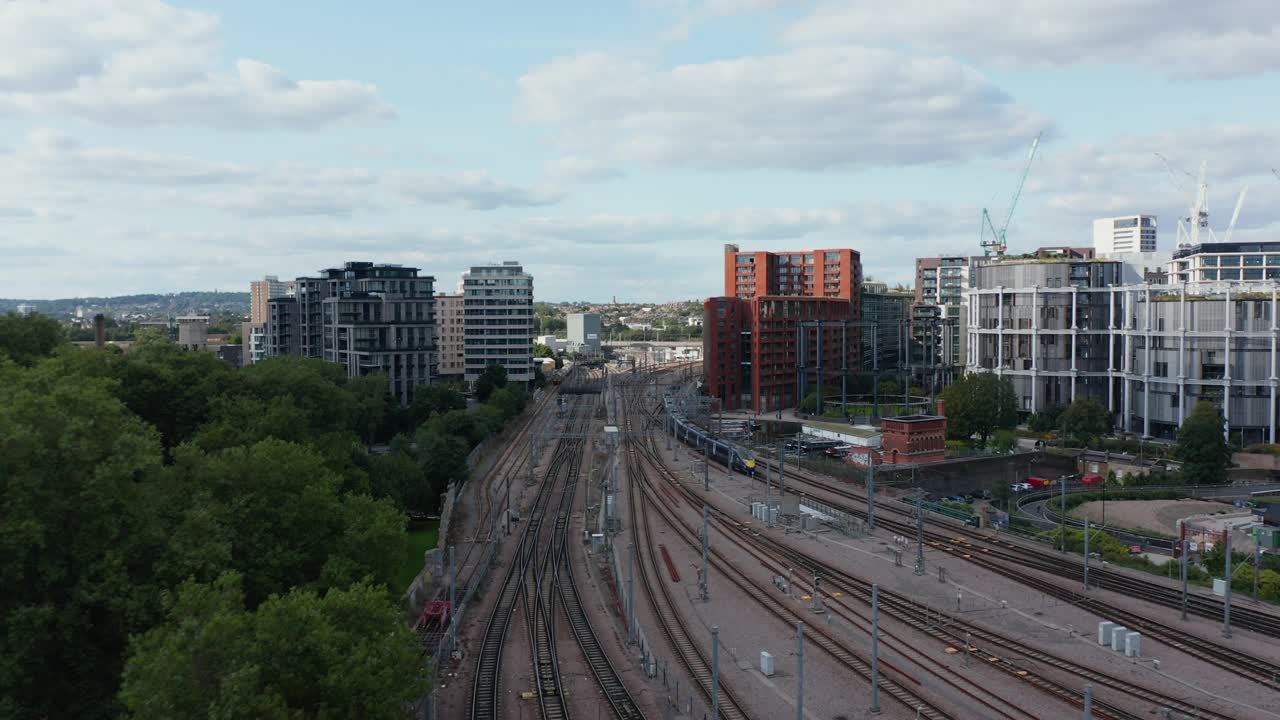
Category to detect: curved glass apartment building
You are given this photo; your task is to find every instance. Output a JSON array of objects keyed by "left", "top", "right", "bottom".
[{"left": 966, "top": 257, "right": 1280, "bottom": 444}]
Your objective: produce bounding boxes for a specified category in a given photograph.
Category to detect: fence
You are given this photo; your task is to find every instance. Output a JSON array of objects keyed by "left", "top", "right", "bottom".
[
  {"left": 797, "top": 494, "right": 867, "bottom": 538},
  {"left": 603, "top": 520, "right": 715, "bottom": 720},
  {"left": 409, "top": 390, "right": 545, "bottom": 719}
]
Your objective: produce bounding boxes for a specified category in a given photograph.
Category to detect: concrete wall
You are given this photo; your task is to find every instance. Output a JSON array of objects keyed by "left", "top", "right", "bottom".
[{"left": 874, "top": 452, "right": 1078, "bottom": 495}]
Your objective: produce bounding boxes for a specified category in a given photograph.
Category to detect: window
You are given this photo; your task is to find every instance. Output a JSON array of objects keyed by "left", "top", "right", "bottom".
[
  {"left": 1220, "top": 255, "right": 1241, "bottom": 266},
  {"left": 1154, "top": 361, "right": 1168, "bottom": 377},
  {"left": 1113, "top": 217, "right": 1139, "bottom": 229},
  {"left": 1245, "top": 268, "right": 1264, "bottom": 280},
  {"left": 1201, "top": 256, "right": 1219, "bottom": 266},
  {"left": 1245, "top": 255, "right": 1263, "bottom": 266},
  {"left": 1202, "top": 269, "right": 1218, "bottom": 280}
]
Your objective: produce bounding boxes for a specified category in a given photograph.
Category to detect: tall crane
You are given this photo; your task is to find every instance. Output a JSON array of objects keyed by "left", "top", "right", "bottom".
[{"left": 981, "top": 133, "right": 1041, "bottom": 256}]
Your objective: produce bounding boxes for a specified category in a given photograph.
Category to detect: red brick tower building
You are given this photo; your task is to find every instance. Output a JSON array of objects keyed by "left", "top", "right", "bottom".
[{"left": 705, "top": 244, "right": 863, "bottom": 413}]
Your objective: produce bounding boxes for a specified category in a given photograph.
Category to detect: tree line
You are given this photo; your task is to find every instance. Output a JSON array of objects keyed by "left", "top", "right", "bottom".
[
  {"left": 0, "top": 313, "right": 530, "bottom": 719},
  {"left": 939, "top": 371, "right": 1232, "bottom": 484}
]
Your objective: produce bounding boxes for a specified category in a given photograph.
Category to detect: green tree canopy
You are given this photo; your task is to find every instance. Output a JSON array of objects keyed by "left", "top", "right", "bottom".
[
  {"left": 414, "top": 427, "right": 470, "bottom": 500},
  {"left": 1176, "top": 401, "right": 1232, "bottom": 484},
  {"left": 120, "top": 572, "right": 427, "bottom": 720},
  {"left": 402, "top": 383, "right": 467, "bottom": 430},
  {"left": 474, "top": 362, "right": 508, "bottom": 401},
  {"left": 939, "top": 371, "right": 1018, "bottom": 445},
  {"left": 0, "top": 364, "right": 166, "bottom": 719},
  {"left": 162, "top": 439, "right": 404, "bottom": 605},
  {"left": 1058, "top": 397, "right": 1112, "bottom": 447},
  {"left": 0, "top": 311, "right": 66, "bottom": 365}
]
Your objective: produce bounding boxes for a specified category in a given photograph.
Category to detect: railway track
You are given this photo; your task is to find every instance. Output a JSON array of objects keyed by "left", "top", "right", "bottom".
[
  {"left": 643, "top": 398, "right": 1258, "bottom": 718},
  {"left": 470, "top": 397, "right": 588, "bottom": 720},
  {"left": 759, "top": 466, "right": 1280, "bottom": 688},
  {"left": 768, "top": 456, "right": 1280, "bottom": 640},
  {"left": 550, "top": 410, "right": 645, "bottom": 720},
  {"left": 623, "top": 404, "right": 751, "bottom": 719}
]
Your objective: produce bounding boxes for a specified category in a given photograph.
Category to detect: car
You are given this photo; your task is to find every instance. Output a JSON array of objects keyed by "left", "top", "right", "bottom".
[
  {"left": 945, "top": 495, "right": 966, "bottom": 503},
  {"left": 975, "top": 489, "right": 992, "bottom": 500},
  {"left": 1008, "top": 483, "right": 1022, "bottom": 493}
]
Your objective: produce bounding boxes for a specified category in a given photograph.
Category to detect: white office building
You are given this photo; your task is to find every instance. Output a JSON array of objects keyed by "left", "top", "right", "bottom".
[
  {"left": 463, "top": 261, "right": 535, "bottom": 384},
  {"left": 1094, "top": 215, "right": 1157, "bottom": 254},
  {"left": 567, "top": 312, "right": 602, "bottom": 353}
]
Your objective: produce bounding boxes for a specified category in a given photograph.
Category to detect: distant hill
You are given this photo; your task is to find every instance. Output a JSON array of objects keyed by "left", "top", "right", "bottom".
[{"left": 0, "top": 291, "right": 250, "bottom": 318}]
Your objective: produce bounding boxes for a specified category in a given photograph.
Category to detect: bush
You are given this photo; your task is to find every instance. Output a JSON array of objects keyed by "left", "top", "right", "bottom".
[
  {"left": 1244, "top": 443, "right": 1280, "bottom": 456},
  {"left": 989, "top": 429, "right": 1018, "bottom": 454}
]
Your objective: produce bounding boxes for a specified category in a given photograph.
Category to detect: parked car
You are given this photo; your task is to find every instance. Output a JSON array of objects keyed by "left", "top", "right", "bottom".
[{"left": 975, "top": 489, "right": 992, "bottom": 500}]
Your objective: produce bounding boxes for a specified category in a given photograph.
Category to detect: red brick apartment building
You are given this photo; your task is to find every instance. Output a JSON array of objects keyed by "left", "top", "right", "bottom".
[{"left": 705, "top": 244, "right": 862, "bottom": 413}]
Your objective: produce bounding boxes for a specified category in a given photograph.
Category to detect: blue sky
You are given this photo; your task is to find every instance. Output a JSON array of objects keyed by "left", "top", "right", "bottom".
[{"left": 2, "top": 0, "right": 1279, "bottom": 301}]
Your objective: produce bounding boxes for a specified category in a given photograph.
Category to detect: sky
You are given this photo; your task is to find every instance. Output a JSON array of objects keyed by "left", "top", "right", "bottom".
[{"left": 2, "top": 0, "right": 1279, "bottom": 302}]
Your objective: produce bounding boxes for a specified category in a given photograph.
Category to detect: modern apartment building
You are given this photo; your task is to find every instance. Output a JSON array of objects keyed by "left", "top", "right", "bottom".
[
  {"left": 705, "top": 244, "right": 864, "bottom": 413},
  {"left": 265, "top": 262, "right": 437, "bottom": 405},
  {"left": 240, "top": 321, "right": 267, "bottom": 367},
  {"left": 966, "top": 256, "right": 1280, "bottom": 444},
  {"left": 913, "top": 255, "right": 980, "bottom": 370},
  {"left": 724, "top": 243, "right": 862, "bottom": 304},
  {"left": 265, "top": 297, "right": 299, "bottom": 357},
  {"left": 1166, "top": 241, "right": 1280, "bottom": 283},
  {"left": 567, "top": 312, "right": 602, "bottom": 353},
  {"left": 250, "top": 275, "right": 291, "bottom": 324},
  {"left": 462, "top": 261, "right": 535, "bottom": 384},
  {"left": 1094, "top": 215, "right": 1157, "bottom": 255},
  {"left": 435, "top": 293, "right": 466, "bottom": 382},
  {"left": 861, "top": 281, "right": 912, "bottom": 371},
  {"left": 703, "top": 295, "right": 855, "bottom": 413}
]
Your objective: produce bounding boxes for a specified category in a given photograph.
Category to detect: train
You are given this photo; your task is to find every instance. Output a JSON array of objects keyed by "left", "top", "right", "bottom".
[{"left": 663, "top": 403, "right": 756, "bottom": 474}]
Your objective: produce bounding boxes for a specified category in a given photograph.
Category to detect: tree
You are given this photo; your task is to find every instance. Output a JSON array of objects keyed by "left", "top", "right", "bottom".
[
  {"left": 111, "top": 339, "right": 240, "bottom": 452},
  {"left": 424, "top": 409, "right": 490, "bottom": 448},
  {"left": 162, "top": 439, "right": 405, "bottom": 605},
  {"left": 534, "top": 343, "right": 556, "bottom": 359},
  {"left": 1177, "top": 401, "right": 1232, "bottom": 484},
  {"left": 414, "top": 427, "right": 470, "bottom": 499},
  {"left": 990, "top": 429, "right": 1018, "bottom": 454},
  {"left": 1027, "top": 405, "right": 1063, "bottom": 433},
  {"left": 1058, "top": 397, "right": 1112, "bottom": 448},
  {"left": 0, "top": 363, "right": 167, "bottom": 720},
  {"left": 120, "top": 572, "right": 427, "bottom": 720},
  {"left": 939, "top": 372, "right": 1018, "bottom": 445},
  {"left": 402, "top": 383, "right": 467, "bottom": 430},
  {"left": 0, "top": 311, "right": 65, "bottom": 365},
  {"left": 474, "top": 363, "right": 508, "bottom": 401},
  {"left": 349, "top": 372, "right": 395, "bottom": 444}
]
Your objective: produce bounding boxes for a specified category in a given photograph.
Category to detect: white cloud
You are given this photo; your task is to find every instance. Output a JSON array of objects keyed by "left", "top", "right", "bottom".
[
  {"left": 393, "top": 171, "right": 566, "bottom": 210},
  {"left": 0, "top": 130, "right": 563, "bottom": 217},
  {"left": 544, "top": 156, "right": 625, "bottom": 184},
  {"left": 0, "top": 0, "right": 393, "bottom": 128},
  {"left": 784, "top": 1, "right": 1280, "bottom": 79},
  {"left": 518, "top": 47, "right": 1049, "bottom": 171},
  {"left": 1031, "top": 124, "right": 1280, "bottom": 234}
]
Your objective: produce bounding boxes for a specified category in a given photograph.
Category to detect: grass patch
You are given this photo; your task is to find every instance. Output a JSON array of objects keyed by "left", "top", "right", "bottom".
[
  {"left": 1252, "top": 495, "right": 1280, "bottom": 504},
  {"left": 395, "top": 520, "right": 440, "bottom": 592}
]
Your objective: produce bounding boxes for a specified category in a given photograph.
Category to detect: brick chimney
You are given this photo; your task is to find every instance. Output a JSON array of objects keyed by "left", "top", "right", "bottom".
[
  {"left": 94, "top": 314, "right": 106, "bottom": 349},
  {"left": 936, "top": 398, "right": 946, "bottom": 417}
]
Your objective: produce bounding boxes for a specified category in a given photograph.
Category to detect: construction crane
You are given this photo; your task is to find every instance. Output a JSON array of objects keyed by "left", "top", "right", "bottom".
[
  {"left": 981, "top": 133, "right": 1041, "bottom": 256},
  {"left": 1273, "top": 168, "right": 1280, "bottom": 182},
  {"left": 1223, "top": 186, "right": 1249, "bottom": 244}
]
